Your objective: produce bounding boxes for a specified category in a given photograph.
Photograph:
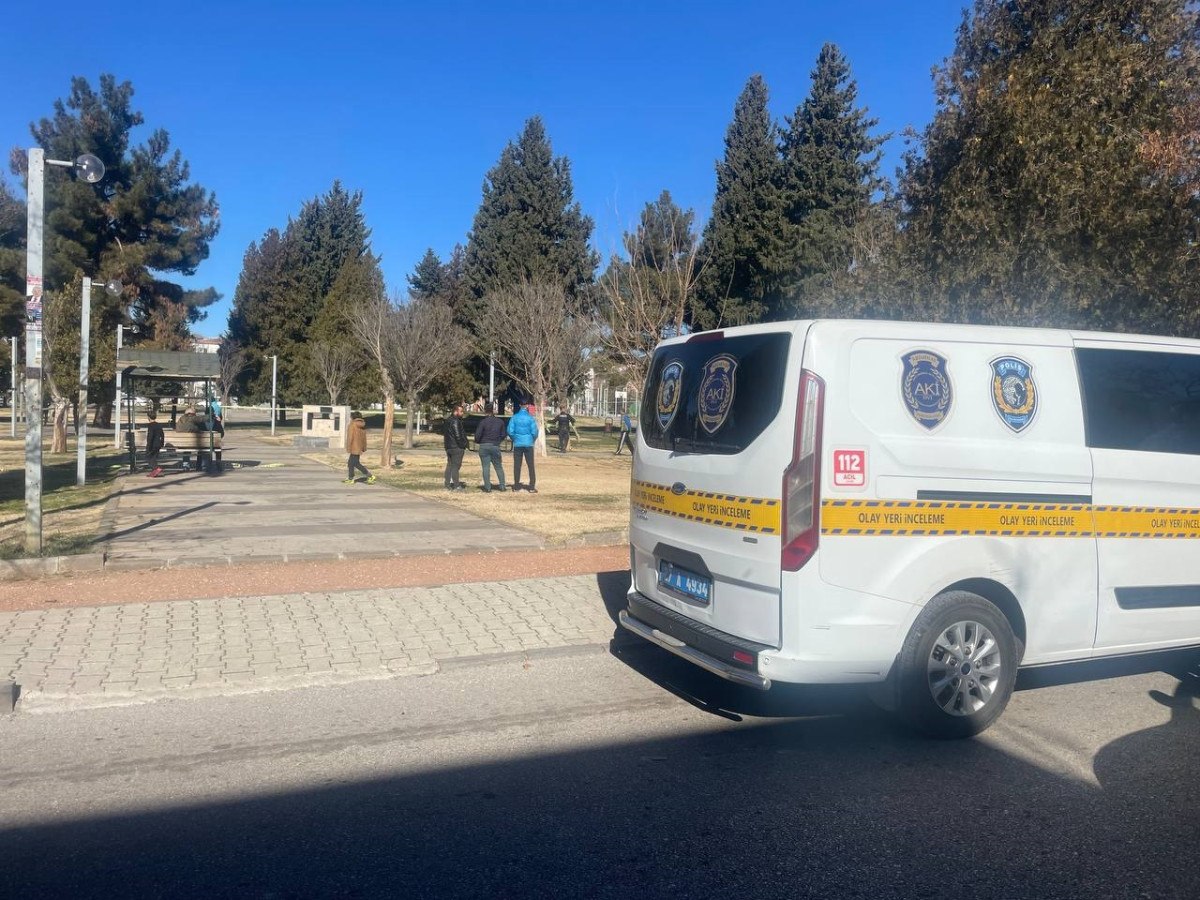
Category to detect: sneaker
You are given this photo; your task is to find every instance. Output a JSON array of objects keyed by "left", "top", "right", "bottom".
[
  {"left": 454, "top": 483, "right": 467, "bottom": 491},
  {"left": 366, "top": 475, "right": 376, "bottom": 484},
  {"left": 528, "top": 487, "right": 539, "bottom": 494},
  {"left": 343, "top": 478, "right": 356, "bottom": 484}
]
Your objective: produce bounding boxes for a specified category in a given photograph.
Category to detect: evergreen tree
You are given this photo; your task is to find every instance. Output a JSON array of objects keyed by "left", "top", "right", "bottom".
[
  {"left": 694, "top": 75, "right": 787, "bottom": 328},
  {"left": 408, "top": 248, "right": 446, "bottom": 302},
  {"left": 463, "top": 116, "right": 598, "bottom": 312},
  {"left": 900, "top": 0, "right": 1200, "bottom": 335},
  {"left": 779, "top": 44, "right": 885, "bottom": 318},
  {"left": 226, "top": 182, "right": 375, "bottom": 408},
  {"left": 9, "top": 74, "right": 220, "bottom": 424}
]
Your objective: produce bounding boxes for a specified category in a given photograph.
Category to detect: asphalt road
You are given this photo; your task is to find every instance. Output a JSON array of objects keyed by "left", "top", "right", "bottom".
[{"left": 1, "top": 642, "right": 1197, "bottom": 899}]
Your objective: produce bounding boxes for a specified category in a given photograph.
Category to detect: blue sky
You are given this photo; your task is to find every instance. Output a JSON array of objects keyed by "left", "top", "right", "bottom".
[{"left": 2, "top": 0, "right": 967, "bottom": 337}]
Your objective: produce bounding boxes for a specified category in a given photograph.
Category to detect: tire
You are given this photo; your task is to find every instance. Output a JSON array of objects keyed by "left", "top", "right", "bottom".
[{"left": 896, "top": 590, "right": 1019, "bottom": 739}]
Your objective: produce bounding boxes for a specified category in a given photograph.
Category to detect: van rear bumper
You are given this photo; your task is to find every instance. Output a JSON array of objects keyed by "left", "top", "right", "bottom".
[{"left": 619, "top": 593, "right": 772, "bottom": 691}]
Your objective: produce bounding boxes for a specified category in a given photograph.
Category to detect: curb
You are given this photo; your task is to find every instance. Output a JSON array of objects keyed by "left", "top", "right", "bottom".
[
  {"left": 0, "top": 553, "right": 106, "bottom": 582},
  {"left": 10, "top": 643, "right": 614, "bottom": 715}
]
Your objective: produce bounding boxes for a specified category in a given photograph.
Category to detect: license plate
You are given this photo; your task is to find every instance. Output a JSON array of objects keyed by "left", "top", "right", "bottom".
[{"left": 658, "top": 560, "right": 712, "bottom": 605}]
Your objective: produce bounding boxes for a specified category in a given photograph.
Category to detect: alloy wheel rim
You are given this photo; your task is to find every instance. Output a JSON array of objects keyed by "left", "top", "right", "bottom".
[{"left": 926, "top": 620, "right": 1002, "bottom": 716}]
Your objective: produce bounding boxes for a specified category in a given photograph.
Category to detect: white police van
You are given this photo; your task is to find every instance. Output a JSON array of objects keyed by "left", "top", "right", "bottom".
[{"left": 621, "top": 319, "right": 1200, "bottom": 737}]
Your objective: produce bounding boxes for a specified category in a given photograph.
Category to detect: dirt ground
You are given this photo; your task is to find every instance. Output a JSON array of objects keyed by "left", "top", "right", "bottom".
[{"left": 0, "top": 544, "right": 629, "bottom": 613}]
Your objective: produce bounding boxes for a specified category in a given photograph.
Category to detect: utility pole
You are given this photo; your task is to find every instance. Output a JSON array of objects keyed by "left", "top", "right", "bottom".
[
  {"left": 25, "top": 149, "right": 46, "bottom": 555},
  {"left": 24, "top": 147, "right": 105, "bottom": 554}
]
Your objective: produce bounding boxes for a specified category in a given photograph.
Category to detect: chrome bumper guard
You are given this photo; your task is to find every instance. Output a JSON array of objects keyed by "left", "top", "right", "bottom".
[{"left": 618, "top": 609, "right": 772, "bottom": 691}]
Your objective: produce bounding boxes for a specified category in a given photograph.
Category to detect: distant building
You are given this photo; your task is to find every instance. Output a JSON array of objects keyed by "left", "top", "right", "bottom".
[{"left": 193, "top": 337, "right": 222, "bottom": 355}]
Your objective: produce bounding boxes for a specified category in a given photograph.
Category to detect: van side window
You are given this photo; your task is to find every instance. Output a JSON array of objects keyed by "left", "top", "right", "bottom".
[
  {"left": 1076, "top": 348, "right": 1200, "bottom": 455},
  {"left": 641, "top": 333, "right": 791, "bottom": 454}
]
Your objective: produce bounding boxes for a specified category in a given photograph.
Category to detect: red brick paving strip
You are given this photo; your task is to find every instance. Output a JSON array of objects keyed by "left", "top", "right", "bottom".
[{"left": 0, "top": 545, "right": 629, "bottom": 613}]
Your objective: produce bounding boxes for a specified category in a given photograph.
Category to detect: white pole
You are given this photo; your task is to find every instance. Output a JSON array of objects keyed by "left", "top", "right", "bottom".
[
  {"left": 24, "top": 149, "right": 45, "bottom": 555},
  {"left": 9, "top": 336, "right": 15, "bottom": 438},
  {"left": 489, "top": 351, "right": 495, "bottom": 406},
  {"left": 76, "top": 277, "right": 92, "bottom": 486},
  {"left": 270, "top": 354, "right": 278, "bottom": 437},
  {"left": 113, "top": 324, "right": 123, "bottom": 447}
]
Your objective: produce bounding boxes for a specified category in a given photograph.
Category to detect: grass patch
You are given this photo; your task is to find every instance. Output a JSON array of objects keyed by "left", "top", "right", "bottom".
[
  {"left": 0, "top": 436, "right": 127, "bottom": 558},
  {"left": 306, "top": 445, "right": 633, "bottom": 544}
]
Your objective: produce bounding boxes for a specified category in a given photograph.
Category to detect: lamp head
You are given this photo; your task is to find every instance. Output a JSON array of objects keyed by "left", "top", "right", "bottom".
[
  {"left": 103, "top": 279, "right": 122, "bottom": 297},
  {"left": 75, "top": 154, "right": 105, "bottom": 184}
]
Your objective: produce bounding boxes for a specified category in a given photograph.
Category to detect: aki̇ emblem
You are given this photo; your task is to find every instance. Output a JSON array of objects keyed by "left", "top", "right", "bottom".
[
  {"left": 657, "top": 360, "right": 684, "bottom": 430},
  {"left": 901, "top": 350, "right": 953, "bottom": 431},
  {"left": 990, "top": 356, "right": 1037, "bottom": 432},
  {"left": 698, "top": 353, "right": 737, "bottom": 434}
]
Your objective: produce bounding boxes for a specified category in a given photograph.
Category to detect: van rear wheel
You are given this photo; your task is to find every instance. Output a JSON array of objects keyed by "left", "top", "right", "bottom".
[{"left": 897, "top": 591, "right": 1018, "bottom": 739}]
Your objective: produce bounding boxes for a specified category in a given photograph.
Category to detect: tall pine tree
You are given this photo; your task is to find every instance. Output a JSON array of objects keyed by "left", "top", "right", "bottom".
[
  {"left": 226, "top": 182, "right": 376, "bottom": 408},
  {"left": 900, "top": 0, "right": 1200, "bottom": 334},
  {"left": 463, "top": 117, "right": 598, "bottom": 314},
  {"left": 10, "top": 74, "right": 220, "bottom": 424},
  {"left": 694, "top": 75, "right": 787, "bottom": 328},
  {"left": 778, "top": 44, "right": 884, "bottom": 318}
]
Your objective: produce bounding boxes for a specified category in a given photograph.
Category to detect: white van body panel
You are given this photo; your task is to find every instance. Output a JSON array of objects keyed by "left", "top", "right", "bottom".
[{"left": 625, "top": 319, "right": 1200, "bottom": 689}]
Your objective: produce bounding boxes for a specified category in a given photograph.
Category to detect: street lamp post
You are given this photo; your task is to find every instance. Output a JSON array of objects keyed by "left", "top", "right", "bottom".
[
  {"left": 24, "top": 147, "right": 105, "bottom": 554},
  {"left": 76, "top": 276, "right": 121, "bottom": 486},
  {"left": 489, "top": 351, "right": 495, "bottom": 407},
  {"left": 9, "top": 336, "right": 16, "bottom": 438},
  {"left": 267, "top": 354, "right": 278, "bottom": 437}
]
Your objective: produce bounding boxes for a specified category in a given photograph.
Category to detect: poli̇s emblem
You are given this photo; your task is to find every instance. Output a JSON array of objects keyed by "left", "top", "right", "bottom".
[
  {"left": 901, "top": 350, "right": 953, "bottom": 431},
  {"left": 657, "top": 360, "right": 684, "bottom": 430},
  {"left": 990, "top": 356, "right": 1037, "bottom": 432},
  {"left": 698, "top": 354, "right": 737, "bottom": 434}
]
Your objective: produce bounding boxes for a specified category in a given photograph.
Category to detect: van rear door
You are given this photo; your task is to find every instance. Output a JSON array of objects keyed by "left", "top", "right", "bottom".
[{"left": 629, "top": 325, "right": 807, "bottom": 648}]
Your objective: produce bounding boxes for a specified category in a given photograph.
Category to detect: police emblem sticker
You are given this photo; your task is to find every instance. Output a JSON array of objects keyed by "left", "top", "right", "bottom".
[
  {"left": 657, "top": 361, "right": 684, "bottom": 430},
  {"left": 698, "top": 354, "right": 737, "bottom": 434},
  {"left": 990, "top": 356, "right": 1037, "bottom": 432},
  {"left": 901, "top": 350, "right": 953, "bottom": 431}
]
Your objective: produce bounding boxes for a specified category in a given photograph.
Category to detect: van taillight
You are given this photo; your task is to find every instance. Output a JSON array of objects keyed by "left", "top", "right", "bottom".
[{"left": 782, "top": 370, "right": 824, "bottom": 571}]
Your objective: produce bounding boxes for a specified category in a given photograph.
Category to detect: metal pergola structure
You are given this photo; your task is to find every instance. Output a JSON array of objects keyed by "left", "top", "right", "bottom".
[{"left": 115, "top": 349, "right": 222, "bottom": 473}]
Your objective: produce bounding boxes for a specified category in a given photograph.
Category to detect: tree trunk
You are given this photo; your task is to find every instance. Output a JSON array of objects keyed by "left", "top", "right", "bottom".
[
  {"left": 403, "top": 390, "right": 418, "bottom": 449},
  {"left": 535, "top": 392, "right": 549, "bottom": 457},
  {"left": 51, "top": 397, "right": 70, "bottom": 453},
  {"left": 380, "top": 391, "right": 395, "bottom": 468}
]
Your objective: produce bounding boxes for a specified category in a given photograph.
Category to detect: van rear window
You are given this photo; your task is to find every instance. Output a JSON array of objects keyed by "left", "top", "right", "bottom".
[
  {"left": 1077, "top": 347, "right": 1200, "bottom": 455},
  {"left": 640, "top": 332, "right": 791, "bottom": 454}
]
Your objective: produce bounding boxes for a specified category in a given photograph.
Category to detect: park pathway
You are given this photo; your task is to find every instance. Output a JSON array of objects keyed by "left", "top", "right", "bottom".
[{"left": 97, "top": 432, "right": 543, "bottom": 570}]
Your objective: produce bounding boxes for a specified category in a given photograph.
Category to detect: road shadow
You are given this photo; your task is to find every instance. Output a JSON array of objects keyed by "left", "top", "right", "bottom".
[{"left": 2, "top": 676, "right": 1198, "bottom": 899}]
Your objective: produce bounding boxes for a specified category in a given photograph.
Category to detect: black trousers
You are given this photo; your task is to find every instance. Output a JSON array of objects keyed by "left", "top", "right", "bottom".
[
  {"left": 513, "top": 446, "right": 536, "bottom": 488},
  {"left": 445, "top": 448, "right": 465, "bottom": 486}
]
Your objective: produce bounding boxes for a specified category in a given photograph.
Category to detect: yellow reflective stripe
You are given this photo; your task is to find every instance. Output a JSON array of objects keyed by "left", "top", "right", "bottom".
[
  {"left": 632, "top": 485, "right": 1200, "bottom": 539},
  {"left": 631, "top": 480, "right": 781, "bottom": 534},
  {"left": 821, "top": 501, "right": 1200, "bottom": 538},
  {"left": 1091, "top": 507, "right": 1200, "bottom": 538}
]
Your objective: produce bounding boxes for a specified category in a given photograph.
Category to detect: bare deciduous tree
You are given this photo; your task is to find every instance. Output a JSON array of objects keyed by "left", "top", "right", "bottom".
[
  {"left": 308, "top": 340, "right": 359, "bottom": 405},
  {"left": 476, "top": 279, "right": 592, "bottom": 456},
  {"left": 216, "top": 344, "right": 250, "bottom": 407},
  {"left": 389, "top": 297, "right": 471, "bottom": 450},
  {"left": 346, "top": 292, "right": 400, "bottom": 467},
  {"left": 598, "top": 211, "right": 701, "bottom": 394}
]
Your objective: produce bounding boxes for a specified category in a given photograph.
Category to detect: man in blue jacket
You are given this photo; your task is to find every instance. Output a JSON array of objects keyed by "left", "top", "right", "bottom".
[{"left": 507, "top": 403, "right": 539, "bottom": 493}]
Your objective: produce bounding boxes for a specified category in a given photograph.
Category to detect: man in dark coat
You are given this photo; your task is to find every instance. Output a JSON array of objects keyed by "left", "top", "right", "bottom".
[
  {"left": 444, "top": 404, "right": 469, "bottom": 490},
  {"left": 145, "top": 411, "right": 166, "bottom": 478},
  {"left": 473, "top": 401, "right": 507, "bottom": 492}
]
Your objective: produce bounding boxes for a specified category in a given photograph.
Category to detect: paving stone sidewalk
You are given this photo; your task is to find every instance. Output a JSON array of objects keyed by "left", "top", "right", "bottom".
[{"left": 0, "top": 573, "right": 624, "bottom": 713}]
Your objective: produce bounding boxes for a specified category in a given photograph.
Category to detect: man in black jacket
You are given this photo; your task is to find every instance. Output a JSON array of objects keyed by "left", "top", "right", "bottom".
[
  {"left": 473, "top": 402, "right": 507, "bottom": 492},
  {"left": 444, "top": 404, "right": 469, "bottom": 490},
  {"left": 145, "top": 411, "right": 166, "bottom": 478}
]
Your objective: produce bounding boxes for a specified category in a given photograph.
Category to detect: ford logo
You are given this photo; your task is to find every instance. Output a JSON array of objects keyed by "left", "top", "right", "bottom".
[{"left": 671, "top": 482, "right": 686, "bottom": 495}]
